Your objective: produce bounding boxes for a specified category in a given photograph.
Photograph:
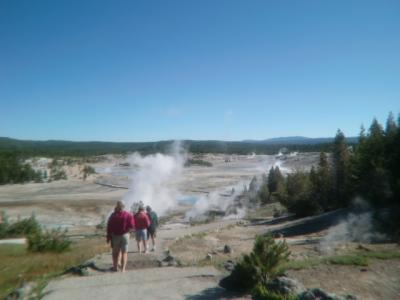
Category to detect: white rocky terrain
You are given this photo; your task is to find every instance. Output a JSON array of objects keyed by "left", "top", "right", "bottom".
[{"left": 0, "top": 152, "right": 319, "bottom": 230}]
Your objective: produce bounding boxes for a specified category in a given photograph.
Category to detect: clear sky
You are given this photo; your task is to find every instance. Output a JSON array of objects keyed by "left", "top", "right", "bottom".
[{"left": 0, "top": 0, "right": 399, "bottom": 142}]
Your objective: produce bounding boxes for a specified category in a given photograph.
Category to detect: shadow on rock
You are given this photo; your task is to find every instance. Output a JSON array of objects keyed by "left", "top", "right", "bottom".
[
  {"left": 185, "top": 287, "right": 247, "bottom": 300},
  {"left": 268, "top": 209, "right": 348, "bottom": 237},
  {"left": 248, "top": 214, "right": 296, "bottom": 226}
]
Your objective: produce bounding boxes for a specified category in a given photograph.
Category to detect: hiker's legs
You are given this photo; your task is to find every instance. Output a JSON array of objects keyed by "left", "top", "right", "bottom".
[
  {"left": 147, "top": 228, "right": 156, "bottom": 250},
  {"left": 140, "top": 238, "right": 146, "bottom": 253},
  {"left": 118, "top": 252, "right": 121, "bottom": 267},
  {"left": 135, "top": 231, "right": 141, "bottom": 253},
  {"left": 121, "top": 251, "right": 128, "bottom": 272},
  {"left": 136, "top": 240, "right": 141, "bottom": 252},
  {"left": 143, "top": 230, "right": 148, "bottom": 252},
  {"left": 112, "top": 249, "right": 120, "bottom": 271},
  {"left": 111, "top": 235, "right": 120, "bottom": 271},
  {"left": 136, "top": 229, "right": 147, "bottom": 253}
]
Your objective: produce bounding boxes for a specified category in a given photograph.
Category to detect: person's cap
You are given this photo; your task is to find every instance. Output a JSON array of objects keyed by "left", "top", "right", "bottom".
[{"left": 146, "top": 205, "right": 151, "bottom": 211}]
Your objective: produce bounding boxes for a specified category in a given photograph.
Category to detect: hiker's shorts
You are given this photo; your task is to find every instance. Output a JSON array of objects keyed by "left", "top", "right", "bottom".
[
  {"left": 147, "top": 226, "right": 156, "bottom": 237},
  {"left": 111, "top": 233, "right": 129, "bottom": 253},
  {"left": 135, "top": 229, "right": 147, "bottom": 241}
]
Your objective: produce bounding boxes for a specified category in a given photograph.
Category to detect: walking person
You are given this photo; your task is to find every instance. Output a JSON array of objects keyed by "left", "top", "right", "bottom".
[
  {"left": 134, "top": 205, "right": 151, "bottom": 253},
  {"left": 106, "top": 201, "right": 135, "bottom": 272},
  {"left": 146, "top": 205, "right": 159, "bottom": 251}
]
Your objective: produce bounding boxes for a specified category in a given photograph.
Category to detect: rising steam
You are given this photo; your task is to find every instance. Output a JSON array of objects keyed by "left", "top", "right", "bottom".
[
  {"left": 319, "top": 198, "right": 386, "bottom": 253},
  {"left": 122, "top": 141, "right": 185, "bottom": 216}
]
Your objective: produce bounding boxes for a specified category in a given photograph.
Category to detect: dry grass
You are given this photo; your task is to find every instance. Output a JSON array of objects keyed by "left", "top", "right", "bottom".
[
  {"left": 361, "top": 249, "right": 400, "bottom": 260},
  {"left": 169, "top": 233, "right": 208, "bottom": 253},
  {"left": 279, "top": 248, "right": 400, "bottom": 273},
  {"left": 0, "top": 237, "right": 109, "bottom": 299},
  {"left": 246, "top": 202, "right": 285, "bottom": 219}
]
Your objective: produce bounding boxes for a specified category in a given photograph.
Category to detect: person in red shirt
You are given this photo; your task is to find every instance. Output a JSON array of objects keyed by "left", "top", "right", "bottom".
[
  {"left": 133, "top": 205, "right": 151, "bottom": 253},
  {"left": 107, "top": 201, "right": 135, "bottom": 272}
]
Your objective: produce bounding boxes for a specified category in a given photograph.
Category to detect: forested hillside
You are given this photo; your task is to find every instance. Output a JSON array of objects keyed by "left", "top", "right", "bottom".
[
  {"left": 254, "top": 112, "right": 400, "bottom": 238},
  {"left": 0, "top": 137, "right": 354, "bottom": 157}
]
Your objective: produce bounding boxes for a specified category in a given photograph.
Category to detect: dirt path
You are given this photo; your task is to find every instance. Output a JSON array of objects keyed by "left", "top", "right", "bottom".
[
  {"left": 45, "top": 267, "right": 226, "bottom": 300},
  {"left": 43, "top": 220, "right": 242, "bottom": 300}
]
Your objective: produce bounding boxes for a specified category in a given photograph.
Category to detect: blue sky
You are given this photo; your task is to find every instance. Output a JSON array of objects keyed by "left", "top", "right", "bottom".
[{"left": 0, "top": 0, "right": 399, "bottom": 142}]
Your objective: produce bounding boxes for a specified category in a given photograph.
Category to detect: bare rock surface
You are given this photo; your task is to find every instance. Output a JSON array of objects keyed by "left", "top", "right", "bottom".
[{"left": 45, "top": 266, "right": 223, "bottom": 300}]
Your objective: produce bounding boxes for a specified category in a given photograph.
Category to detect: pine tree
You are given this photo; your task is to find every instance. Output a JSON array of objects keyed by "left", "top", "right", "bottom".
[
  {"left": 309, "top": 152, "right": 332, "bottom": 211},
  {"left": 359, "top": 125, "right": 366, "bottom": 144},
  {"left": 249, "top": 176, "right": 258, "bottom": 193},
  {"left": 385, "top": 112, "right": 397, "bottom": 139},
  {"left": 267, "top": 167, "right": 284, "bottom": 193},
  {"left": 267, "top": 167, "right": 275, "bottom": 194},
  {"left": 258, "top": 181, "right": 270, "bottom": 205},
  {"left": 280, "top": 171, "right": 320, "bottom": 216},
  {"left": 352, "top": 118, "right": 390, "bottom": 205},
  {"left": 332, "top": 130, "right": 350, "bottom": 207},
  {"left": 385, "top": 113, "right": 400, "bottom": 204}
]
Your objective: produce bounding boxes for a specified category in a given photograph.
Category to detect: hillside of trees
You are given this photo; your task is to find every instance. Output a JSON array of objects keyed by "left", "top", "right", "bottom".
[
  {"left": 255, "top": 112, "right": 400, "bottom": 238},
  {"left": 0, "top": 137, "right": 355, "bottom": 157}
]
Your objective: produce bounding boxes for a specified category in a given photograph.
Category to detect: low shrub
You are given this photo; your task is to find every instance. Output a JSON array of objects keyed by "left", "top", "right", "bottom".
[
  {"left": 28, "top": 228, "right": 71, "bottom": 253},
  {"left": 362, "top": 249, "right": 400, "bottom": 259},
  {"left": 184, "top": 159, "right": 213, "bottom": 167},
  {"left": 324, "top": 254, "right": 368, "bottom": 266},
  {"left": 0, "top": 211, "right": 10, "bottom": 239},
  {"left": 83, "top": 165, "right": 96, "bottom": 180},
  {"left": 96, "top": 214, "right": 107, "bottom": 230},
  {"left": 253, "top": 283, "right": 297, "bottom": 300},
  {"left": 220, "top": 235, "right": 290, "bottom": 292},
  {"left": 279, "top": 258, "right": 320, "bottom": 271},
  {"left": 3, "top": 213, "right": 41, "bottom": 238},
  {"left": 6, "top": 214, "right": 41, "bottom": 237}
]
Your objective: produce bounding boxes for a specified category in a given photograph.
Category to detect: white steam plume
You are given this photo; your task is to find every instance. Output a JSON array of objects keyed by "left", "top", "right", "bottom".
[
  {"left": 319, "top": 198, "right": 386, "bottom": 253},
  {"left": 122, "top": 141, "right": 185, "bottom": 217},
  {"left": 184, "top": 180, "right": 248, "bottom": 220}
]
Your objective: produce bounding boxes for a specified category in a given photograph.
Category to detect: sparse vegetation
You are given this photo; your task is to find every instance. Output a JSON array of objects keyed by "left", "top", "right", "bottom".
[
  {"left": 28, "top": 228, "right": 72, "bottom": 253},
  {"left": 247, "top": 203, "right": 286, "bottom": 219},
  {"left": 0, "top": 151, "right": 42, "bottom": 184},
  {"left": 253, "top": 284, "right": 297, "bottom": 300},
  {"left": 0, "top": 237, "right": 109, "bottom": 299},
  {"left": 96, "top": 214, "right": 107, "bottom": 230},
  {"left": 82, "top": 165, "right": 96, "bottom": 180},
  {"left": 184, "top": 158, "right": 213, "bottom": 167},
  {"left": 279, "top": 258, "right": 320, "bottom": 271},
  {"left": 279, "top": 248, "right": 400, "bottom": 272},
  {"left": 361, "top": 249, "right": 400, "bottom": 260},
  {"left": 0, "top": 212, "right": 71, "bottom": 253},
  {"left": 0, "top": 212, "right": 41, "bottom": 239},
  {"left": 325, "top": 254, "right": 368, "bottom": 266},
  {"left": 49, "top": 159, "right": 67, "bottom": 181}
]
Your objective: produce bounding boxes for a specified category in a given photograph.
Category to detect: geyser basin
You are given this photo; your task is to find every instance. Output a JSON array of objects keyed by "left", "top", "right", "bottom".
[{"left": 178, "top": 195, "right": 199, "bottom": 205}]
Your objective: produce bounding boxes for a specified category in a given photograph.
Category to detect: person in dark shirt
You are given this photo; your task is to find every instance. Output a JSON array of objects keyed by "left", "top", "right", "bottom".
[
  {"left": 107, "top": 201, "right": 135, "bottom": 272},
  {"left": 146, "top": 205, "right": 159, "bottom": 251}
]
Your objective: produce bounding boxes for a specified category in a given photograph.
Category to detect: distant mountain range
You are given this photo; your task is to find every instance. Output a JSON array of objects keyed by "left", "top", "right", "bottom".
[
  {"left": 243, "top": 136, "right": 358, "bottom": 145},
  {"left": 0, "top": 136, "right": 359, "bottom": 146}
]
